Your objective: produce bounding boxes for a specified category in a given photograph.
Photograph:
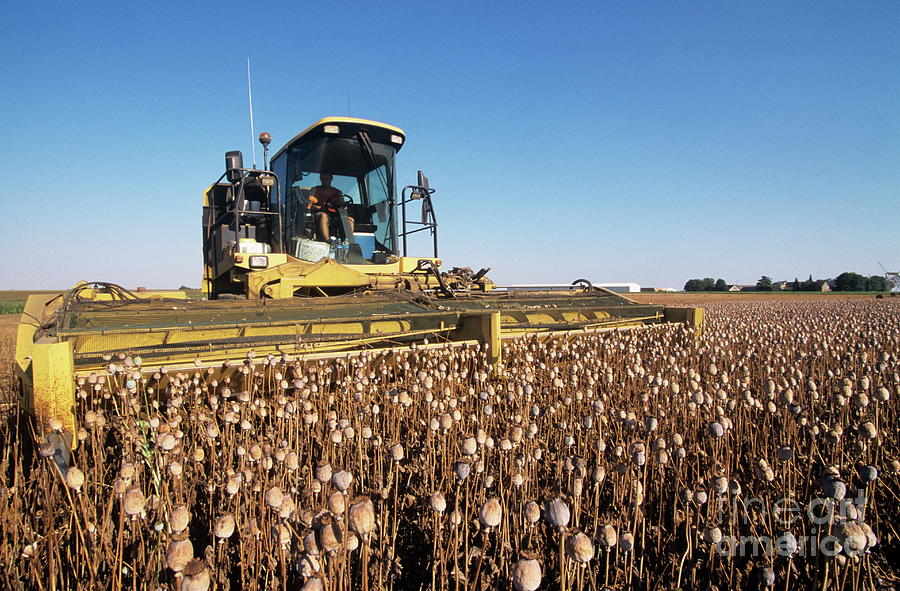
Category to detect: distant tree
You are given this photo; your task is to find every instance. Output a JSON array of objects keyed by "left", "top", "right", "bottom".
[
  {"left": 756, "top": 276, "right": 774, "bottom": 291},
  {"left": 792, "top": 277, "right": 800, "bottom": 291},
  {"left": 866, "top": 275, "right": 889, "bottom": 292},
  {"left": 800, "top": 274, "right": 815, "bottom": 291},
  {"left": 835, "top": 272, "right": 868, "bottom": 291},
  {"left": 685, "top": 277, "right": 733, "bottom": 291},
  {"left": 684, "top": 279, "right": 703, "bottom": 292}
]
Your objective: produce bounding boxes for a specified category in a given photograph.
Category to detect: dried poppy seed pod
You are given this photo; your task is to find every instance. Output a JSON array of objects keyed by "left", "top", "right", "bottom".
[
  {"left": 389, "top": 443, "right": 405, "bottom": 462},
  {"left": 120, "top": 463, "right": 136, "bottom": 480},
  {"left": 462, "top": 436, "right": 478, "bottom": 456},
  {"left": 598, "top": 524, "right": 617, "bottom": 548},
  {"left": 157, "top": 432, "right": 177, "bottom": 451},
  {"left": 332, "top": 470, "right": 353, "bottom": 492},
  {"left": 858, "top": 465, "right": 878, "bottom": 483},
  {"left": 278, "top": 495, "right": 296, "bottom": 519},
  {"left": 511, "top": 558, "right": 542, "bottom": 591},
  {"left": 776, "top": 446, "right": 793, "bottom": 461},
  {"left": 859, "top": 522, "right": 877, "bottom": 548},
  {"left": 112, "top": 478, "right": 128, "bottom": 496},
  {"left": 348, "top": 497, "right": 375, "bottom": 537},
  {"left": 430, "top": 491, "right": 447, "bottom": 513},
  {"left": 170, "top": 505, "right": 190, "bottom": 533},
  {"left": 524, "top": 501, "right": 541, "bottom": 524},
  {"left": 214, "top": 514, "right": 235, "bottom": 539},
  {"left": 318, "top": 516, "right": 342, "bottom": 553},
  {"left": 315, "top": 462, "right": 332, "bottom": 483},
  {"left": 545, "top": 498, "right": 570, "bottom": 529},
  {"left": 226, "top": 474, "right": 242, "bottom": 496},
  {"left": 453, "top": 460, "right": 471, "bottom": 482},
  {"left": 265, "top": 486, "right": 284, "bottom": 509},
  {"left": 702, "top": 526, "right": 722, "bottom": 544},
  {"left": 860, "top": 421, "right": 878, "bottom": 439},
  {"left": 566, "top": 531, "right": 594, "bottom": 563},
  {"left": 779, "top": 531, "right": 799, "bottom": 556},
  {"left": 619, "top": 532, "right": 635, "bottom": 552},
  {"left": 479, "top": 498, "right": 502, "bottom": 528},
  {"left": 757, "top": 566, "right": 775, "bottom": 586},
  {"left": 328, "top": 491, "right": 346, "bottom": 514},
  {"left": 630, "top": 443, "right": 646, "bottom": 466},
  {"left": 836, "top": 521, "right": 869, "bottom": 556},
  {"left": 303, "top": 532, "right": 320, "bottom": 556},
  {"left": 345, "top": 531, "right": 360, "bottom": 551},
  {"left": 123, "top": 488, "right": 146, "bottom": 517},
  {"left": 711, "top": 476, "right": 728, "bottom": 495},
  {"left": 180, "top": 558, "right": 210, "bottom": 591},
  {"left": 272, "top": 524, "right": 291, "bottom": 547},
  {"left": 66, "top": 467, "right": 85, "bottom": 492},
  {"left": 822, "top": 476, "right": 846, "bottom": 501},
  {"left": 449, "top": 509, "right": 462, "bottom": 526},
  {"left": 166, "top": 534, "right": 194, "bottom": 572},
  {"left": 755, "top": 460, "right": 775, "bottom": 482}
]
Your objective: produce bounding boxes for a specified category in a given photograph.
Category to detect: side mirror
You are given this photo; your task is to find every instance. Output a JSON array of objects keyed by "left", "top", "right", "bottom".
[
  {"left": 226, "top": 151, "right": 244, "bottom": 184},
  {"left": 411, "top": 170, "right": 432, "bottom": 200}
]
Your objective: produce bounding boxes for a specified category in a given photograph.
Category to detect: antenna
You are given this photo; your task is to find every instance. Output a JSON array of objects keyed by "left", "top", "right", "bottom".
[
  {"left": 347, "top": 91, "right": 351, "bottom": 117},
  {"left": 247, "top": 58, "right": 257, "bottom": 169}
]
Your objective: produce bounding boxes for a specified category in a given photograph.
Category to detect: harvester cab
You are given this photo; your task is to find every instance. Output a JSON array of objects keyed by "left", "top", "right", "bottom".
[{"left": 202, "top": 118, "right": 448, "bottom": 300}]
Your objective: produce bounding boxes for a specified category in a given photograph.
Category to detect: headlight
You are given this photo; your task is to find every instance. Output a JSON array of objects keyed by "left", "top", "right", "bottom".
[{"left": 249, "top": 255, "right": 268, "bottom": 269}]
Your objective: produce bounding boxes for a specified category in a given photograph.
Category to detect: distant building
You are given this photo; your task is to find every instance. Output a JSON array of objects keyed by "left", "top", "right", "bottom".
[
  {"left": 595, "top": 283, "right": 641, "bottom": 293},
  {"left": 641, "top": 287, "right": 677, "bottom": 293}
]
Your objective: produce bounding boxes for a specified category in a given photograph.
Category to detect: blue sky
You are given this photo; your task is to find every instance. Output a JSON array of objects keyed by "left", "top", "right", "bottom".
[{"left": 1, "top": 1, "right": 896, "bottom": 289}]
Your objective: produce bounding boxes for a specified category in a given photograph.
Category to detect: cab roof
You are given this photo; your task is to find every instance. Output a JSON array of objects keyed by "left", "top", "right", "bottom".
[{"left": 270, "top": 117, "right": 406, "bottom": 163}]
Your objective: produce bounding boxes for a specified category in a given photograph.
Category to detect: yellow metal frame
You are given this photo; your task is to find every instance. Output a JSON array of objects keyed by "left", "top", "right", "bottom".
[
  {"left": 17, "top": 293, "right": 77, "bottom": 447},
  {"left": 246, "top": 256, "right": 446, "bottom": 298}
]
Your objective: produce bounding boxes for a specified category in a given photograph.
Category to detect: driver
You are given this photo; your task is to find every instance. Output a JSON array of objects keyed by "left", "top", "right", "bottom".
[{"left": 309, "top": 173, "right": 354, "bottom": 241}]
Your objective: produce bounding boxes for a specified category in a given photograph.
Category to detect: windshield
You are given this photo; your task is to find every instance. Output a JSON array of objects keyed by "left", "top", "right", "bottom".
[{"left": 279, "top": 136, "right": 397, "bottom": 262}]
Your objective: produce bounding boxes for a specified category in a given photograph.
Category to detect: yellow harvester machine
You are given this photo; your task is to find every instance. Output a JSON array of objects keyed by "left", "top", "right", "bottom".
[{"left": 16, "top": 117, "right": 702, "bottom": 456}]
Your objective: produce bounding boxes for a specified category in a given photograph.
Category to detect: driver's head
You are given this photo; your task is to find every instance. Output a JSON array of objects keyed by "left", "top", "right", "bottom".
[{"left": 320, "top": 173, "right": 333, "bottom": 185}]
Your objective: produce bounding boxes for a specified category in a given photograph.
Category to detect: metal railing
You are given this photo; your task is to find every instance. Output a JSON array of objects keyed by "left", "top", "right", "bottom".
[{"left": 399, "top": 170, "right": 439, "bottom": 258}]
